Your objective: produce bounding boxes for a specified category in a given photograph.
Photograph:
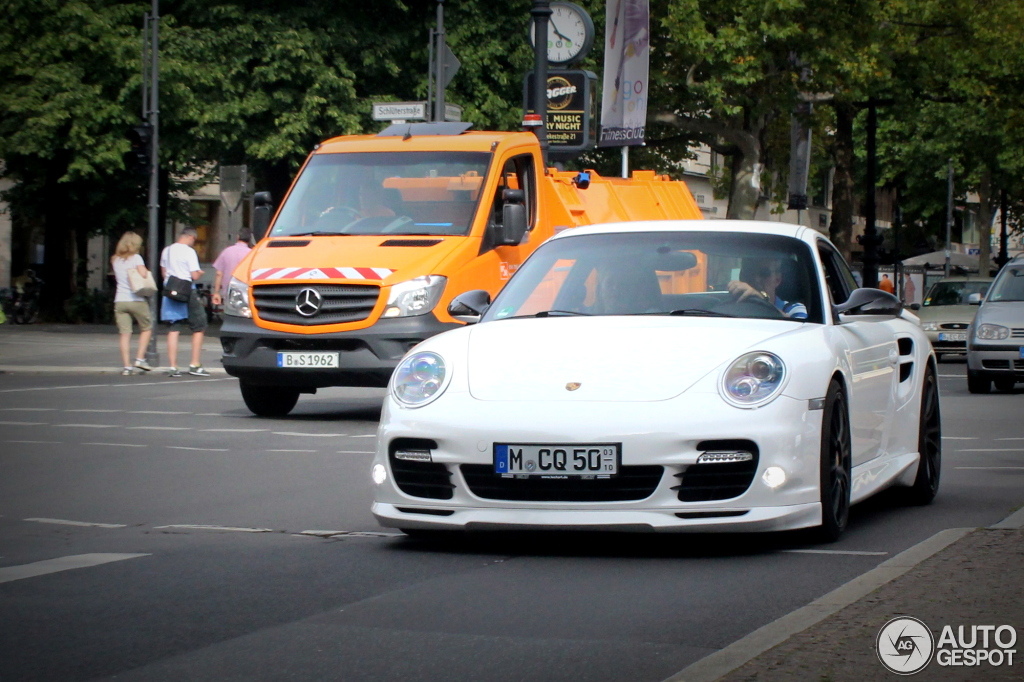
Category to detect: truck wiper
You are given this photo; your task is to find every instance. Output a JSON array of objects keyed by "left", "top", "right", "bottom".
[
  {"left": 534, "top": 309, "right": 591, "bottom": 317},
  {"left": 282, "top": 231, "right": 350, "bottom": 237}
]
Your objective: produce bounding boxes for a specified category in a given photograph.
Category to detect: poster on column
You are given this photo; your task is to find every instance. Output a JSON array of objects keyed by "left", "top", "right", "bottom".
[{"left": 598, "top": 0, "right": 649, "bottom": 147}]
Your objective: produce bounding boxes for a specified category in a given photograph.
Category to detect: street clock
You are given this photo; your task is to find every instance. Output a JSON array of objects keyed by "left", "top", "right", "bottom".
[{"left": 529, "top": 1, "right": 595, "bottom": 66}]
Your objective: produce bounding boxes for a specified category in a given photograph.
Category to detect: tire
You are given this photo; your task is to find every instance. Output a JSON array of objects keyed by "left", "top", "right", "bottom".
[
  {"left": 994, "top": 378, "right": 1016, "bottom": 392},
  {"left": 935, "top": 353, "right": 944, "bottom": 363},
  {"left": 907, "top": 365, "right": 941, "bottom": 505},
  {"left": 967, "top": 370, "right": 991, "bottom": 394},
  {"left": 816, "top": 381, "right": 852, "bottom": 543},
  {"left": 240, "top": 382, "right": 300, "bottom": 417}
]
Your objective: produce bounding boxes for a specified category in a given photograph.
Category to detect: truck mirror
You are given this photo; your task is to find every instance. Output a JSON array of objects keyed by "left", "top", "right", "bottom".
[
  {"left": 501, "top": 204, "right": 528, "bottom": 245},
  {"left": 448, "top": 289, "right": 491, "bottom": 324},
  {"left": 252, "top": 191, "right": 273, "bottom": 241}
]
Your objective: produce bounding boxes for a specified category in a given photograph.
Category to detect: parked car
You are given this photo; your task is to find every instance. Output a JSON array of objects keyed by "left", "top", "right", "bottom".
[
  {"left": 370, "top": 220, "right": 940, "bottom": 542},
  {"left": 914, "top": 276, "right": 992, "bottom": 360},
  {"left": 966, "top": 254, "right": 1024, "bottom": 393}
]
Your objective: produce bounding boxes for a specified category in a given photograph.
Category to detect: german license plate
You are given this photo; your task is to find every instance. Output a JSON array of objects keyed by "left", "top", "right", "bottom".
[
  {"left": 276, "top": 352, "right": 339, "bottom": 368},
  {"left": 494, "top": 443, "right": 619, "bottom": 476},
  {"left": 938, "top": 332, "right": 966, "bottom": 342}
]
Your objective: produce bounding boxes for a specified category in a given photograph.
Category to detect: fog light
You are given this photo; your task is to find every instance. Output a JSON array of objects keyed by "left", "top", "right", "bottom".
[
  {"left": 762, "top": 466, "right": 786, "bottom": 489},
  {"left": 372, "top": 463, "right": 387, "bottom": 485}
]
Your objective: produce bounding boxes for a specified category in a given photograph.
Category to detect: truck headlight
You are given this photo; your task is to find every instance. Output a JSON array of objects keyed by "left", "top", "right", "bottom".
[
  {"left": 976, "top": 323, "right": 1009, "bottom": 340},
  {"left": 223, "top": 277, "right": 251, "bottom": 318},
  {"left": 383, "top": 276, "right": 447, "bottom": 318},
  {"left": 391, "top": 351, "right": 448, "bottom": 407},
  {"left": 720, "top": 351, "right": 786, "bottom": 408}
]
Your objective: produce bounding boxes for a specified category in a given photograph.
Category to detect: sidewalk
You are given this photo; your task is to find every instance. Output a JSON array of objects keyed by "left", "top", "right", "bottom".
[{"left": 0, "top": 322, "right": 227, "bottom": 375}]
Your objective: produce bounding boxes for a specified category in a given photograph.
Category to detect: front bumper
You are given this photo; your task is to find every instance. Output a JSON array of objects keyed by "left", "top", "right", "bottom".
[
  {"left": 219, "top": 314, "right": 461, "bottom": 388},
  {"left": 925, "top": 330, "right": 969, "bottom": 354},
  {"left": 371, "top": 391, "right": 825, "bottom": 533},
  {"left": 966, "top": 340, "right": 1024, "bottom": 379}
]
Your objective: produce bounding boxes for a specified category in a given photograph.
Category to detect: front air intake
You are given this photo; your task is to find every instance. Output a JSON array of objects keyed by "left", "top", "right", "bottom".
[{"left": 673, "top": 440, "right": 760, "bottom": 502}]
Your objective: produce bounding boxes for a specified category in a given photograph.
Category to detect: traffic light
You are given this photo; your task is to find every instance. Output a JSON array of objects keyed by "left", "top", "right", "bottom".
[{"left": 126, "top": 123, "right": 153, "bottom": 178}]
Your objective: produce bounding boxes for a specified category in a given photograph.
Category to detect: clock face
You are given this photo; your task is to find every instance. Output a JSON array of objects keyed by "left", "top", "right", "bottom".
[{"left": 530, "top": 2, "right": 594, "bottom": 65}]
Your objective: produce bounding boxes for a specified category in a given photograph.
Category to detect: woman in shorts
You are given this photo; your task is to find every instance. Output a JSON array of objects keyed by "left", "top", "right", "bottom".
[{"left": 111, "top": 231, "right": 154, "bottom": 375}]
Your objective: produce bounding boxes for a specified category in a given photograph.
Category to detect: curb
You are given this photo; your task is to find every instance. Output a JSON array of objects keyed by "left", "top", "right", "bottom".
[
  {"left": 662, "top": 527, "right": 976, "bottom": 682},
  {"left": 0, "top": 365, "right": 229, "bottom": 376}
]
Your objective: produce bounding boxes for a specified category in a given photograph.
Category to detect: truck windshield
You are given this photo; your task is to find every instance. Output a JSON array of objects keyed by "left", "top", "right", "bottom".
[{"left": 271, "top": 151, "right": 490, "bottom": 237}]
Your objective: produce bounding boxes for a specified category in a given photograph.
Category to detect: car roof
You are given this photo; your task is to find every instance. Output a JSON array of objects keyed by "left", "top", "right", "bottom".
[
  {"left": 553, "top": 219, "right": 811, "bottom": 241},
  {"left": 931, "top": 276, "right": 993, "bottom": 283}
]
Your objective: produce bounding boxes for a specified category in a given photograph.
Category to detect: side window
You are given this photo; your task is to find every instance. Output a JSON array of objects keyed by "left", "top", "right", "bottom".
[
  {"left": 489, "top": 154, "right": 536, "bottom": 230},
  {"left": 818, "top": 242, "right": 856, "bottom": 305}
]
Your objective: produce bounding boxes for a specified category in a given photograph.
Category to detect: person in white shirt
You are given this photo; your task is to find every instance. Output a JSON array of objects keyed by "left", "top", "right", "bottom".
[
  {"left": 160, "top": 226, "right": 209, "bottom": 377},
  {"left": 111, "top": 231, "right": 154, "bottom": 375}
]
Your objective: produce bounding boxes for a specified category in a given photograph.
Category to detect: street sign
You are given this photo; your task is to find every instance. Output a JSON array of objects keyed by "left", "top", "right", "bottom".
[
  {"left": 444, "top": 104, "right": 462, "bottom": 122},
  {"left": 219, "top": 165, "right": 246, "bottom": 213},
  {"left": 440, "top": 43, "right": 461, "bottom": 89},
  {"left": 524, "top": 69, "right": 598, "bottom": 157},
  {"left": 372, "top": 102, "right": 428, "bottom": 121}
]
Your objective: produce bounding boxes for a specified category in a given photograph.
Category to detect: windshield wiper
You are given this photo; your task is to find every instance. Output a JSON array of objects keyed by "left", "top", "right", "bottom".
[
  {"left": 279, "top": 231, "right": 350, "bottom": 237},
  {"left": 534, "top": 309, "right": 591, "bottom": 317},
  {"left": 665, "top": 308, "right": 737, "bottom": 318}
]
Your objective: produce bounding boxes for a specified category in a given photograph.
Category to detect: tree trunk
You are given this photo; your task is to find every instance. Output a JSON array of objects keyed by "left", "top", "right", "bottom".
[
  {"left": 727, "top": 151, "right": 761, "bottom": 220},
  {"left": 976, "top": 168, "right": 993, "bottom": 276},
  {"left": 829, "top": 103, "right": 856, "bottom": 262},
  {"left": 41, "top": 158, "right": 73, "bottom": 313}
]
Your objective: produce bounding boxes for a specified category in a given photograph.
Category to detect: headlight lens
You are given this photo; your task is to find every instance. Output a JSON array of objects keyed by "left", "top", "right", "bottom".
[
  {"left": 976, "top": 323, "right": 1009, "bottom": 340},
  {"left": 223, "top": 277, "right": 251, "bottom": 318},
  {"left": 383, "top": 275, "right": 447, "bottom": 318},
  {"left": 392, "top": 351, "right": 448, "bottom": 407},
  {"left": 920, "top": 321, "right": 939, "bottom": 331},
  {"left": 721, "top": 351, "right": 786, "bottom": 407}
]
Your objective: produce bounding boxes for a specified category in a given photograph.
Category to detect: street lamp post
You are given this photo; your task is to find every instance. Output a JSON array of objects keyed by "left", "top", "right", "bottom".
[{"left": 143, "top": 0, "right": 160, "bottom": 366}]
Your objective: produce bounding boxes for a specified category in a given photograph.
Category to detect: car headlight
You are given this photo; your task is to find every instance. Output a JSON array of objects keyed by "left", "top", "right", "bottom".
[
  {"left": 976, "top": 323, "right": 1009, "bottom": 340},
  {"left": 920, "top": 321, "right": 939, "bottom": 331},
  {"left": 383, "top": 276, "right": 447, "bottom": 318},
  {"left": 391, "top": 351, "right": 448, "bottom": 407},
  {"left": 720, "top": 351, "right": 786, "bottom": 408},
  {"left": 223, "top": 277, "right": 251, "bottom": 318}
]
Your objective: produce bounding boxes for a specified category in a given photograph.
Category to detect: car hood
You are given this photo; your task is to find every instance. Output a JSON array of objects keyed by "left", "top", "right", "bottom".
[
  {"left": 244, "top": 235, "right": 465, "bottom": 285},
  {"left": 916, "top": 304, "right": 979, "bottom": 325},
  {"left": 466, "top": 316, "right": 804, "bottom": 402},
  {"left": 975, "top": 300, "right": 1024, "bottom": 328}
]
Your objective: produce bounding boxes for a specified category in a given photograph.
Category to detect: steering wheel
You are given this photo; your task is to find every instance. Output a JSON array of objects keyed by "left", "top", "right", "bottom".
[
  {"left": 713, "top": 294, "right": 787, "bottom": 319},
  {"left": 311, "top": 205, "right": 362, "bottom": 231}
]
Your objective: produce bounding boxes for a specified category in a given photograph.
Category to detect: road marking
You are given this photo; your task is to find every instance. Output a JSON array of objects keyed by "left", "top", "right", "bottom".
[
  {"left": 66, "top": 409, "right": 120, "bottom": 413},
  {"left": 0, "top": 378, "right": 233, "bottom": 393},
  {"left": 4, "top": 440, "right": 61, "bottom": 444},
  {"left": 995, "top": 437, "right": 1024, "bottom": 441},
  {"left": 298, "top": 529, "right": 403, "bottom": 538},
  {"left": 83, "top": 442, "right": 146, "bottom": 448},
  {"left": 25, "top": 517, "right": 127, "bottom": 528},
  {"left": 154, "top": 524, "right": 272, "bottom": 532},
  {"left": 54, "top": 424, "right": 117, "bottom": 428},
  {"left": 942, "top": 436, "right": 978, "bottom": 440},
  {"left": 0, "top": 408, "right": 57, "bottom": 411},
  {"left": 337, "top": 450, "right": 375, "bottom": 454},
  {"left": 349, "top": 434, "right": 377, "bottom": 438},
  {"left": 781, "top": 549, "right": 888, "bottom": 556},
  {"left": 271, "top": 432, "right": 346, "bottom": 438},
  {"left": 128, "top": 426, "right": 191, "bottom": 431},
  {"left": 0, "top": 553, "right": 150, "bottom": 584},
  {"left": 267, "top": 449, "right": 317, "bottom": 453},
  {"left": 0, "top": 421, "right": 47, "bottom": 426},
  {"left": 167, "top": 446, "right": 229, "bottom": 452},
  {"left": 129, "top": 410, "right": 192, "bottom": 415},
  {"left": 956, "top": 466, "right": 1024, "bottom": 470},
  {"left": 956, "top": 448, "right": 1024, "bottom": 452},
  {"left": 201, "top": 428, "right": 268, "bottom": 433}
]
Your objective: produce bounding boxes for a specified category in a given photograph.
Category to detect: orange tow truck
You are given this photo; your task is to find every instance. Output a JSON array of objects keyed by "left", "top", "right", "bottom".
[{"left": 220, "top": 122, "right": 703, "bottom": 415}]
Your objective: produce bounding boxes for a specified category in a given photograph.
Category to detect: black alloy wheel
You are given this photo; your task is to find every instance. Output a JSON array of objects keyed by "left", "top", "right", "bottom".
[
  {"left": 908, "top": 365, "right": 941, "bottom": 504},
  {"left": 240, "top": 381, "right": 300, "bottom": 417},
  {"left": 967, "top": 369, "right": 991, "bottom": 394},
  {"left": 817, "top": 381, "right": 851, "bottom": 542}
]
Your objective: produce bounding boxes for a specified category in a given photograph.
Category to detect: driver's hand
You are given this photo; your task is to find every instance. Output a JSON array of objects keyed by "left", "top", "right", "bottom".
[{"left": 727, "top": 280, "right": 765, "bottom": 302}]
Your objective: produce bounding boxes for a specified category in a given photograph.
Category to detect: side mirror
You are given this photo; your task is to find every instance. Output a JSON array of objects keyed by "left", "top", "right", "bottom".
[
  {"left": 834, "top": 287, "right": 903, "bottom": 318},
  {"left": 497, "top": 189, "right": 528, "bottom": 246},
  {"left": 967, "top": 292, "right": 982, "bottom": 305},
  {"left": 910, "top": 303, "right": 920, "bottom": 311},
  {"left": 252, "top": 191, "right": 274, "bottom": 241},
  {"left": 448, "top": 289, "right": 491, "bottom": 324}
]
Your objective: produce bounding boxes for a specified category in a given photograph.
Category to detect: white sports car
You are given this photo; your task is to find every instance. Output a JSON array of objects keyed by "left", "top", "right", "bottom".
[{"left": 370, "top": 220, "right": 940, "bottom": 541}]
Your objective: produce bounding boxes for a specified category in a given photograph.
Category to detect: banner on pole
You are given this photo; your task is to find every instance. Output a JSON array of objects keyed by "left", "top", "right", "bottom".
[{"left": 598, "top": 0, "right": 649, "bottom": 147}]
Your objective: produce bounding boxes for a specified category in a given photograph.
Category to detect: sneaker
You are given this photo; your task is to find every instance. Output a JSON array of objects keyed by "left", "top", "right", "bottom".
[
  {"left": 121, "top": 367, "right": 134, "bottom": 376},
  {"left": 167, "top": 367, "right": 182, "bottom": 378},
  {"left": 188, "top": 365, "right": 211, "bottom": 377},
  {"left": 134, "top": 358, "right": 153, "bottom": 372}
]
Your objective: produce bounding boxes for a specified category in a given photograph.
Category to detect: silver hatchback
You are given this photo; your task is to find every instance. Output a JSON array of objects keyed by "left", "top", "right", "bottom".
[{"left": 966, "top": 255, "right": 1024, "bottom": 393}]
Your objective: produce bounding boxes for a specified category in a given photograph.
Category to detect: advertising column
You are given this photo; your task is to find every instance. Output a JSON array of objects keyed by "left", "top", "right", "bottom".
[{"left": 598, "top": 0, "right": 649, "bottom": 150}]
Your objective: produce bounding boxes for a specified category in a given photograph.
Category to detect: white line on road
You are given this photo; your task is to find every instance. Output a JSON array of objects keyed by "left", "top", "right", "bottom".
[
  {"left": 54, "top": 424, "right": 118, "bottom": 428},
  {"left": 4, "top": 440, "right": 61, "bottom": 444},
  {"left": 942, "top": 436, "right": 978, "bottom": 440},
  {"left": 167, "top": 446, "right": 229, "bottom": 452},
  {"left": 129, "top": 411, "right": 192, "bottom": 415},
  {"left": 337, "top": 450, "right": 375, "bottom": 454},
  {"left": 271, "top": 432, "right": 346, "bottom": 437},
  {"left": 0, "top": 553, "right": 150, "bottom": 585},
  {"left": 83, "top": 443, "right": 146, "bottom": 448},
  {"left": 781, "top": 549, "right": 888, "bottom": 556},
  {"left": 128, "top": 426, "right": 191, "bottom": 431},
  {"left": 266, "top": 449, "right": 317, "bottom": 453},
  {"left": 0, "top": 421, "right": 47, "bottom": 426},
  {"left": 25, "top": 517, "right": 127, "bottom": 528},
  {"left": 349, "top": 434, "right": 377, "bottom": 438},
  {"left": 201, "top": 428, "right": 268, "bottom": 433},
  {"left": 66, "top": 409, "right": 120, "bottom": 413},
  {"left": 995, "top": 437, "right": 1024, "bottom": 441},
  {"left": 956, "top": 448, "right": 1024, "bottom": 452},
  {"left": 0, "top": 408, "right": 57, "bottom": 411},
  {"left": 154, "top": 524, "right": 272, "bottom": 532},
  {"left": 956, "top": 466, "right": 1024, "bottom": 470}
]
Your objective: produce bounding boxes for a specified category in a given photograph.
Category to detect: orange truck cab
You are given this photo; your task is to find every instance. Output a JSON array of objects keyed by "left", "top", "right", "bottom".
[{"left": 220, "top": 122, "right": 703, "bottom": 416}]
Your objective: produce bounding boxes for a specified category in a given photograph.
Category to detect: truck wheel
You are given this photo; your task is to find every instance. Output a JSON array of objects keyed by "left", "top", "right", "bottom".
[
  {"left": 240, "top": 382, "right": 300, "bottom": 417},
  {"left": 967, "top": 370, "right": 991, "bottom": 394}
]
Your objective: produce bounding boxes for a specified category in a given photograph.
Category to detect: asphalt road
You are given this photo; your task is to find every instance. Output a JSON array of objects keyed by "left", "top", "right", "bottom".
[{"left": 1, "top": 360, "right": 1021, "bottom": 682}]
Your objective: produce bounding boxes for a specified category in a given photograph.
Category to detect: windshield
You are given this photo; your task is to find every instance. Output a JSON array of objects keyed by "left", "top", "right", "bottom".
[
  {"left": 271, "top": 151, "right": 490, "bottom": 237},
  {"left": 482, "top": 231, "right": 823, "bottom": 324},
  {"left": 923, "top": 280, "right": 991, "bottom": 306},
  {"left": 987, "top": 264, "right": 1024, "bottom": 302}
]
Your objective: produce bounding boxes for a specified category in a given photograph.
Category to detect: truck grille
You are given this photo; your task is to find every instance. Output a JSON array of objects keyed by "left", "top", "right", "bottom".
[
  {"left": 252, "top": 283, "right": 380, "bottom": 326},
  {"left": 460, "top": 465, "right": 663, "bottom": 502}
]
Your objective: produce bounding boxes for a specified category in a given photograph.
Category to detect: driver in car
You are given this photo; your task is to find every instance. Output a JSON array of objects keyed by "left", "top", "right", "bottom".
[{"left": 728, "top": 258, "right": 808, "bottom": 319}]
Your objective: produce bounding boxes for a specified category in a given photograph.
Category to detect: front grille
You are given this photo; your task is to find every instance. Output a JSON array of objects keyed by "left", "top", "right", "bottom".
[
  {"left": 253, "top": 283, "right": 379, "bottom": 326},
  {"left": 389, "top": 439, "right": 453, "bottom": 500},
  {"left": 460, "top": 465, "right": 663, "bottom": 502},
  {"left": 939, "top": 323, "right": 968, "bottom": 330},
  {"left": 1012, "top": 328, "right": 1024, "bottom": 339},
  {"left": 983, "top": 360, "right": 1011, "bottom": 370}
]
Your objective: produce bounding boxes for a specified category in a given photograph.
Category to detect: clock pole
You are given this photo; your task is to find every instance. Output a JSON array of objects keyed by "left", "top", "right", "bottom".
[{"left": 531, "top": 0, "right": 551, "bottom": 168}]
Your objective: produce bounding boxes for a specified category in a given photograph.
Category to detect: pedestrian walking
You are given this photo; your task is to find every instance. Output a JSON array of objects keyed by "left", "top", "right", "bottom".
[
  {"left": 111, "top": 231, "right": 154, "bottom": 375},
  {"left": 211, "top": 228, "right": 252, "bottom": 308},
  {"left": 159, "top": 227, "right": 210, "bottom": 377},
  {"left": 879, "top": 273, "right": 895, "bottom": 294}
]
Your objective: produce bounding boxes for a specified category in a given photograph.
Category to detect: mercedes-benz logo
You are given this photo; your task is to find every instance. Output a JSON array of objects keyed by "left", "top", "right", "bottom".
[{"left": 295, "top": 288, "right": 323, "bottom": 317}]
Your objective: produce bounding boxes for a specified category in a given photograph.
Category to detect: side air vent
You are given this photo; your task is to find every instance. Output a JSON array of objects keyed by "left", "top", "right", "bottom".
[
  {"left": 898, "top": 337, "right": 914, "bottom": 356},
  {"left": 674, "top": 440, "right": 759, "bottom": 502},
  {"left": 380, "top": 239, "right": 444, "bottom": 247},
  {"left": 389, "top": 439, "right": 453, "bottom": 500},
  {"left": 267, "top": 240, "right": 311, "bottom": 248}
]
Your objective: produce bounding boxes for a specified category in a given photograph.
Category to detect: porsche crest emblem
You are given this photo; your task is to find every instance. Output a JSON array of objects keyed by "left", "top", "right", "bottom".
[{"left": 565, "top": 382, "right": 581, "bottom": 391}]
